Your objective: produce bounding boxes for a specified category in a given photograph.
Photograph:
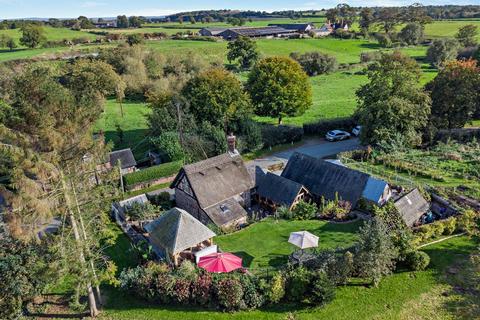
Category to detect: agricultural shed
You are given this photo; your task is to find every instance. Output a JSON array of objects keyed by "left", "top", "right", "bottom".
[
  {"left": 267, "top": 23, "right": 315, "bottom": 32},
  {"left": 394, "top": 188, "right": 430, "bottom": 227}
]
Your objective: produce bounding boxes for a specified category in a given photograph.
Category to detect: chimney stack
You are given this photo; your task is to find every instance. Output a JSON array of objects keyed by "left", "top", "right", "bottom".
[{"left": 227, "top": 133, "right": 239, "bottom": 156}]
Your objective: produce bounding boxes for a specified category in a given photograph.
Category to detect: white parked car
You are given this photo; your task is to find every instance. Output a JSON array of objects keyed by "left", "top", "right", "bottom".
[
  {"left": 352, "top": 125, "right": 362, "bottom": 137},
  {"left": 325, "top": 130, "right": 351, "bottom": 142}
]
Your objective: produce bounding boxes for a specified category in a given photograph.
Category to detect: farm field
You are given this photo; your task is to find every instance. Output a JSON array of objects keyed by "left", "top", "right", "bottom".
[
  {"left": 215, "top": 218, "right": 362, "bottom": 269},
  {"left": 0, "top": 26, "right": 99, "bottom": 45},
  {"left": 423, "top": 19, "right": 480, "bottom": 39},
  {"left": 101, "top": 229, "right": 478, "bottom": 320}
]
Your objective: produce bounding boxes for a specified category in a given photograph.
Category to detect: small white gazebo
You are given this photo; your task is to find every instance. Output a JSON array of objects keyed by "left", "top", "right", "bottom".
[{"left": 288, "top": 231, "right": 319, "bottom": 249}]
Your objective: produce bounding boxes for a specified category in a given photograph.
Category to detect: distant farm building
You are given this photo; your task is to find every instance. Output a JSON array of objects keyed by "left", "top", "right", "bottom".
[
  {"left": 199, "top": 27, "right": 228, "bottom": 36},
  {"left": 267, "top": 23, "right": 315, "bottom": 33}
]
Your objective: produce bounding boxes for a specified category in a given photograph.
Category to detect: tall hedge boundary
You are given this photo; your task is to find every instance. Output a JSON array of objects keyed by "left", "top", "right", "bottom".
[
  {"left": 123, "top": 160, "right": 183, "bottom": 187},
  {"left": 303, "top": 117, "right": 356, "bottom": 136}
]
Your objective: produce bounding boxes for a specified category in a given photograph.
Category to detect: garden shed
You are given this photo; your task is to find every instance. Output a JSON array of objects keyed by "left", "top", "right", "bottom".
[
  {"left": 394, "top": 188, "right": 430, "bottom": 227},
  {"left": 145, "top": 207, "right": 216, "bottom": 266},
  {"left": 108, "top": 148, "right": 137, "bottom": 175}
]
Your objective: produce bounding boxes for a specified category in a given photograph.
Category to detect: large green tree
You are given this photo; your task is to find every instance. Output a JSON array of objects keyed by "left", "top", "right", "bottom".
[
  {"left": 426, "top": 38, "right": 460, "bottom": 68},
  {"left": 355, "top": 51, "right": 431, "bottom": 147},
  {"left": 399, "top": 22, "right": 424, "bottom": 45},
  {"left": 227, "top": 36, "right": 259, "bottom": 69},
  {"left": 455, "top": 24, "right": 479, "bottom": 47},
  {"left": 427, "top": 59, "right": 480, "bottom": 129},
  {"left": 182, "top": 68, "right": 252, "bottom": 130},
  {"left": 247, "top": 56, "right": 312, "bottom": 125},
  {"left": 19, "top": 24, "right": 46, "bottom": 48}
]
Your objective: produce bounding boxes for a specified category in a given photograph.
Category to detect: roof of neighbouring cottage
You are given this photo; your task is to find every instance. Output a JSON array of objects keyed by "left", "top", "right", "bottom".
[
  {"left": 281, "top": 152, "right": 370, "bottom": 206},
  {"left": 109, "top": 148, "right": 137, "bottom": 169},
  {"left": 257, "top": 171, "right": 305, "bottom": 208},
  {"left": 145, "top": 207, "right": 216, "bottom": 255}
]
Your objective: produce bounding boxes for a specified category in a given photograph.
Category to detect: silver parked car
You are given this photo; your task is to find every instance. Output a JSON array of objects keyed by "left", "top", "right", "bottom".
[
  {"left": 352, "top": 125, "right": 362, "bottom": 137},
  {"left": 325, "top": 130, "right": 351, "bottom": 142}
]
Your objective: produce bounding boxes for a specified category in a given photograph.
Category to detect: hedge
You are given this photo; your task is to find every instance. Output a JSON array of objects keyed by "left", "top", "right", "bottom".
[
  {"left": 123, "top": 160, "right": 183, "bottom": 187},
  {"left": 261, "top": 125, "right": 304, "bottom": 148},
  {"left": 434, "top": 128, "right": 480, "bottom": 144},
  {"left": 303, "top": 117, "right": 356, "bottom": 136}
]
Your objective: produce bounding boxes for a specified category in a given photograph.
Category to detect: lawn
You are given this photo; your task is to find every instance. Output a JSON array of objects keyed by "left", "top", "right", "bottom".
[
  {"left": 215, "top": 218, "right": 362, "bottom": 269},
  {"left": 424, "top": 20, "right": 480, "bottom": 39},
  {"left": 94, "top": 99, "right": 151, "bottom": 159},
  {"left": 101, "top": 231, "right": 478, "bottom": 320}
]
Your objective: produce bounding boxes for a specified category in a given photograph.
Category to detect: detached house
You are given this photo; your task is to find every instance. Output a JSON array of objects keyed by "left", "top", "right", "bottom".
[{"left": 171, "top": 135, "right": 254, "bottom": 228}]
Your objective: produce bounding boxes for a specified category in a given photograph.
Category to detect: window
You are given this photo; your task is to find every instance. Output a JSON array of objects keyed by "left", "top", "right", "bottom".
[{"left": 220, "top": 204, "right": 230, "bottom": 214}]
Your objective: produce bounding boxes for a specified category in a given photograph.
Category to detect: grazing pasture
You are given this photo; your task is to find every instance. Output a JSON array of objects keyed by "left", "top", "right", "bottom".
[{"left": 0, "top": 26, "right": 98, "bottom": 45}]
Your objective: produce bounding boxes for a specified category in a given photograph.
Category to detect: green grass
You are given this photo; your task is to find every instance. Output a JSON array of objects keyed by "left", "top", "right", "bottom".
[
  {"left": 215, "top": 218, "right": 362, "bottom": 269},
  {"left": 101, "top": 231, "right": 478, "bottom": 320},
  {"left": 94, "top": 99, "right": 151, "bottom": 159},
  {"left": 0, "top": 26, "right": 99, "bottom": 45},
  {"left": 424, "top": 20, "right": 480, "bottom": 39},
  {"left": 255, "top": 70, "right": 368, "bottom": 126}
]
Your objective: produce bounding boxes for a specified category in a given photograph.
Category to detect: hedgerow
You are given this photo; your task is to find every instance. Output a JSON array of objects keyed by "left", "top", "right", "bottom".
[{"left": 123, "top": 160, "right": 183, "bottom": 186}]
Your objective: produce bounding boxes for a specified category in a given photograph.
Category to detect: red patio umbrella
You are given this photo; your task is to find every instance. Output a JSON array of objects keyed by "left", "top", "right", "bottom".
[{"left": 198, "top": 252, "right": 243, "bottom": 273}]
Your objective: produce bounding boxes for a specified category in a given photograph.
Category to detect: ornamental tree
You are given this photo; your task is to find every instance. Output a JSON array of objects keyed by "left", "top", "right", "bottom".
[{"left": 247, "top": 56, "right": 312, "bottom": 125}]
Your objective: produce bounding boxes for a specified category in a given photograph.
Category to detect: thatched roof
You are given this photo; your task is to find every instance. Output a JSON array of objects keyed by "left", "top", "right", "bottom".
[
  {"left": 257, "top": 172, "right": 305, "bottom": 208},
  {"left": 394, "top": 188, "right": 430, "bottom": 227},
  {"left": 281, "top": 152, "right": 370, "bottom": 206},
  {"left": 109, "top": 148, "right": 136, "bottom": 169},
  {"left": 172, "top": 153, "right": 253, "bottom": 209},
  {"left": 145, "top": 207, "right": 216, "bottom": 255}
]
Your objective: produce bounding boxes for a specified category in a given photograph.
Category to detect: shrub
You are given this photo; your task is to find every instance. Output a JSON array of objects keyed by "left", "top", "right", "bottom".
[
  {"left": 320, "top": 195, "right": 352, "bottom": 220},
  {"left": 191, "top": 273, "right": 212, "bottom": 306},
  {"left": 303, "top": 117, "right": 356, "bottom": 136},
  {"left": 151, "top": 132, "right": 185, "bottom": 162},
  {"left": 154, "top": 272, "right": 176, "bottom": 304},
  {"left": 406, "top": 251, "right": 430, "bottom": 271},
  {"left": 125, "top": 202, "right": 161, "bottom": 221},
  {"left": 291, "top": 200, "right": 317, "bottom": 220},
  {"left": 148, "top": 192, "right": 172, "bottom": 209},
  {"left": 360, "top": 51, "right": 382, "bottom": 63},
  {"left": 309, "top": 271, "right": 336, "bottom": 305},
  {"left": 172, "top": 278, "right": 192, "bottom": 304},
  {"left": 214, "top": 277, "right": 244, "bottom": 311},
  {"left": 290, "top": 51, "right": 338, "bottom": 76},
  {"left": 238, "top": 119, "right": 262, "bottom": 152},
  {"left": 442, "top": 217, "right": 457, "bottom": 235},
  {"left": 123, "top": 160, "right": 183, "bottom": 187},
  {"left": 238, "top": 274, "right": 264, "bottom": 309},
  {"left": 457, "top": 210, "right": 479, "bottom": 235},
  {"left": 265, "top": 272, "right": 285, "bottom": 304},
  {"left": 260, "top": 124, "right": 304, "bottom": 148},
  {"left": 285, "top": 266, "right": 312, "bottom": 302},
  {"left": 375, "top": 33, "right": 392, "bottom": 47}
]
